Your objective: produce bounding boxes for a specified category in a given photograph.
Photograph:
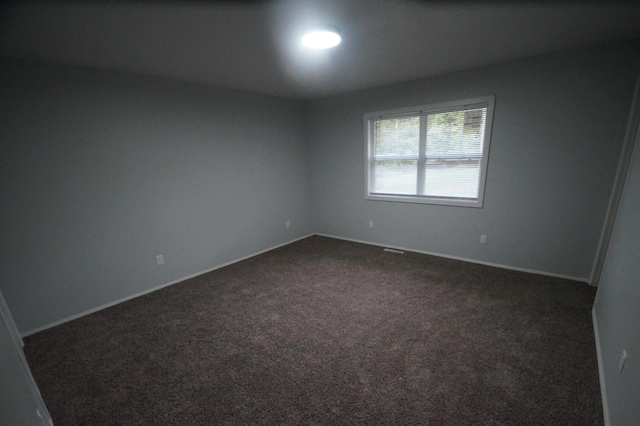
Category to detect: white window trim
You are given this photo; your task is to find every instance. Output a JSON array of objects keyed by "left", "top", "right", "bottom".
[{"left": 364, "top": 96, "right": 495, "bottom": 208}]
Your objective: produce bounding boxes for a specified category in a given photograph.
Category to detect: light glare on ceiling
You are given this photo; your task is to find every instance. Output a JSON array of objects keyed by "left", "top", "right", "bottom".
[{"left": 301, "top": 29, "right": 341, "bottom": 49}]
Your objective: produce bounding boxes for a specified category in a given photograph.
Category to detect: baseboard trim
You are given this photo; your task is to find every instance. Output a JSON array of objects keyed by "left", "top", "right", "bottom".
[
  {"left": 592, "top": 308, "right": 611, "bottom": 426},
  {"left": 22, "top": 232, "right": 588, "bottom": 337},
  {"left": 21, "top": 234, "right": 314, "bottom": 337},
  {"left": 315, "top": 233, "right": 590, "bottom": 284}
]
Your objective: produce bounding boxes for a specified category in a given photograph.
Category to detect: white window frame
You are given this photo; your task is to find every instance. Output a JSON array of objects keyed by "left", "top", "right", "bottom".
[{"left": 364, "top": 96, "right": 495, "bottom": 208}]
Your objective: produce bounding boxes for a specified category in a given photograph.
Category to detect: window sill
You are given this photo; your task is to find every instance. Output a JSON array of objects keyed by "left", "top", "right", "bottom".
[{"left": 365, "top": 193, "right": 484, "bottom": 208}]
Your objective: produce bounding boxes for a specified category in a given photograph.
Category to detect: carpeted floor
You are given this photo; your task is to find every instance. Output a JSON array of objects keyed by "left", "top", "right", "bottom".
[{"left": 24, "top": 236, "right": 602, "bottom": 425}]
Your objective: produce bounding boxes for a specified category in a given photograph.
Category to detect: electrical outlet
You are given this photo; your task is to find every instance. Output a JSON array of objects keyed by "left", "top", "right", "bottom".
[
  {"left": 619, "top": 350, "right": 627, "bottom": 374},
  {"left": 368, "top": 220, "right": 374, "bottom": 228},
  {"left": 156, "top": 255, "right": 165, "bottom": 265},
  {"left": 286, "top": 220, "right": 291, "bottom": 228},
  {"left": 480, "top": 234, "right": 487, "bottom": 244}
]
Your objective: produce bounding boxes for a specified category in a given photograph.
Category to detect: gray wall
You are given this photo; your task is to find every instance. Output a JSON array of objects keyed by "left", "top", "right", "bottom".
[
  {"left": 307, "top": 42, "right": 640, "bottom": 281},
  {"left": 592, "top": 117, "right": 640, "bottom": 424},
  {"left": 0, "top": 60, "right": 312, "bottom": 334}
]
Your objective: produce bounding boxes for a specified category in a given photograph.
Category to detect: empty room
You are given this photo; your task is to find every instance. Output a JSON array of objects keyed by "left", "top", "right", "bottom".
[{"left": 2, "top": 1, "right": 640, "bottom": 425}]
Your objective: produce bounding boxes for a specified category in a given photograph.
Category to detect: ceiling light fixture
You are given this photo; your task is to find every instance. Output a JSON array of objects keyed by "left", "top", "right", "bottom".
[{"left": 301, "top": 27, "right": 341, "bottom": 49}]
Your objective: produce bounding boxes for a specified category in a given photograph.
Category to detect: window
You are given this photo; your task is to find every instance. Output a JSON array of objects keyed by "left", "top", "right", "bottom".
[{"left": 365, "top": 96, "right": 495, "bottom": 207}]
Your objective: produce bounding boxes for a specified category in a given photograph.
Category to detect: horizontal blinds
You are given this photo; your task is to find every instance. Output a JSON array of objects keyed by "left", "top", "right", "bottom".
[
  {"left": 426, "top": 108, "right": 486, "bottom": 158},
  {"left": 373, "top": 116, "right": 419, "bottom": 157},
  {"left": 371, "top": 106, "right": 488, "bottom": 199}
]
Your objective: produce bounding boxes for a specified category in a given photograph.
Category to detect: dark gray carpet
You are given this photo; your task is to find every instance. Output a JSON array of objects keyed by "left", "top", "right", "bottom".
[{"left": 24, "top": 236, "right": 602, "bottom": 425}]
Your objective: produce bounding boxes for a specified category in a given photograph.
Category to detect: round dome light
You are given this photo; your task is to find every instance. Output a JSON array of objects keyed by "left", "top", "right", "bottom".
[{"left": 301, "top": 28, "right": 341, "bottom": 49}]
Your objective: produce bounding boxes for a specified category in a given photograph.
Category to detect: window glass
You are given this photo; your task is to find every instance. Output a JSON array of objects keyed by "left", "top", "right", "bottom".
[{"left": 365, "top": 97, "right": 494, "bottom": 207}]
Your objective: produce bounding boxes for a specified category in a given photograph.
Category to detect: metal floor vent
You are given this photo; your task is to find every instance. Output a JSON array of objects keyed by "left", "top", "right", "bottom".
[{"left": 383, "top": 248, "right": 404, "bottom": 254}]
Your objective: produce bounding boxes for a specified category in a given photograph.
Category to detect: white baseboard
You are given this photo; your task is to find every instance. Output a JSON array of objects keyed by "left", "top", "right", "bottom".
[
  {"left": 592, "top": 308, "right": 611, "bottom": 426},
  {"left": 22, "top": 232, "right": 589, "bottom": 337},
  {"left": 21, "top": 234, "right": 314, "bottom": 337},
  {"left": 315, "top": 233, "right": 590, "bottom": 284}
]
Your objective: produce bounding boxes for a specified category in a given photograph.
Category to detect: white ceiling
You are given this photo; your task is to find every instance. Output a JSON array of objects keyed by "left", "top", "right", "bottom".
[{"left": 2, "top": 0, "right": 640, "bottom": 100}]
